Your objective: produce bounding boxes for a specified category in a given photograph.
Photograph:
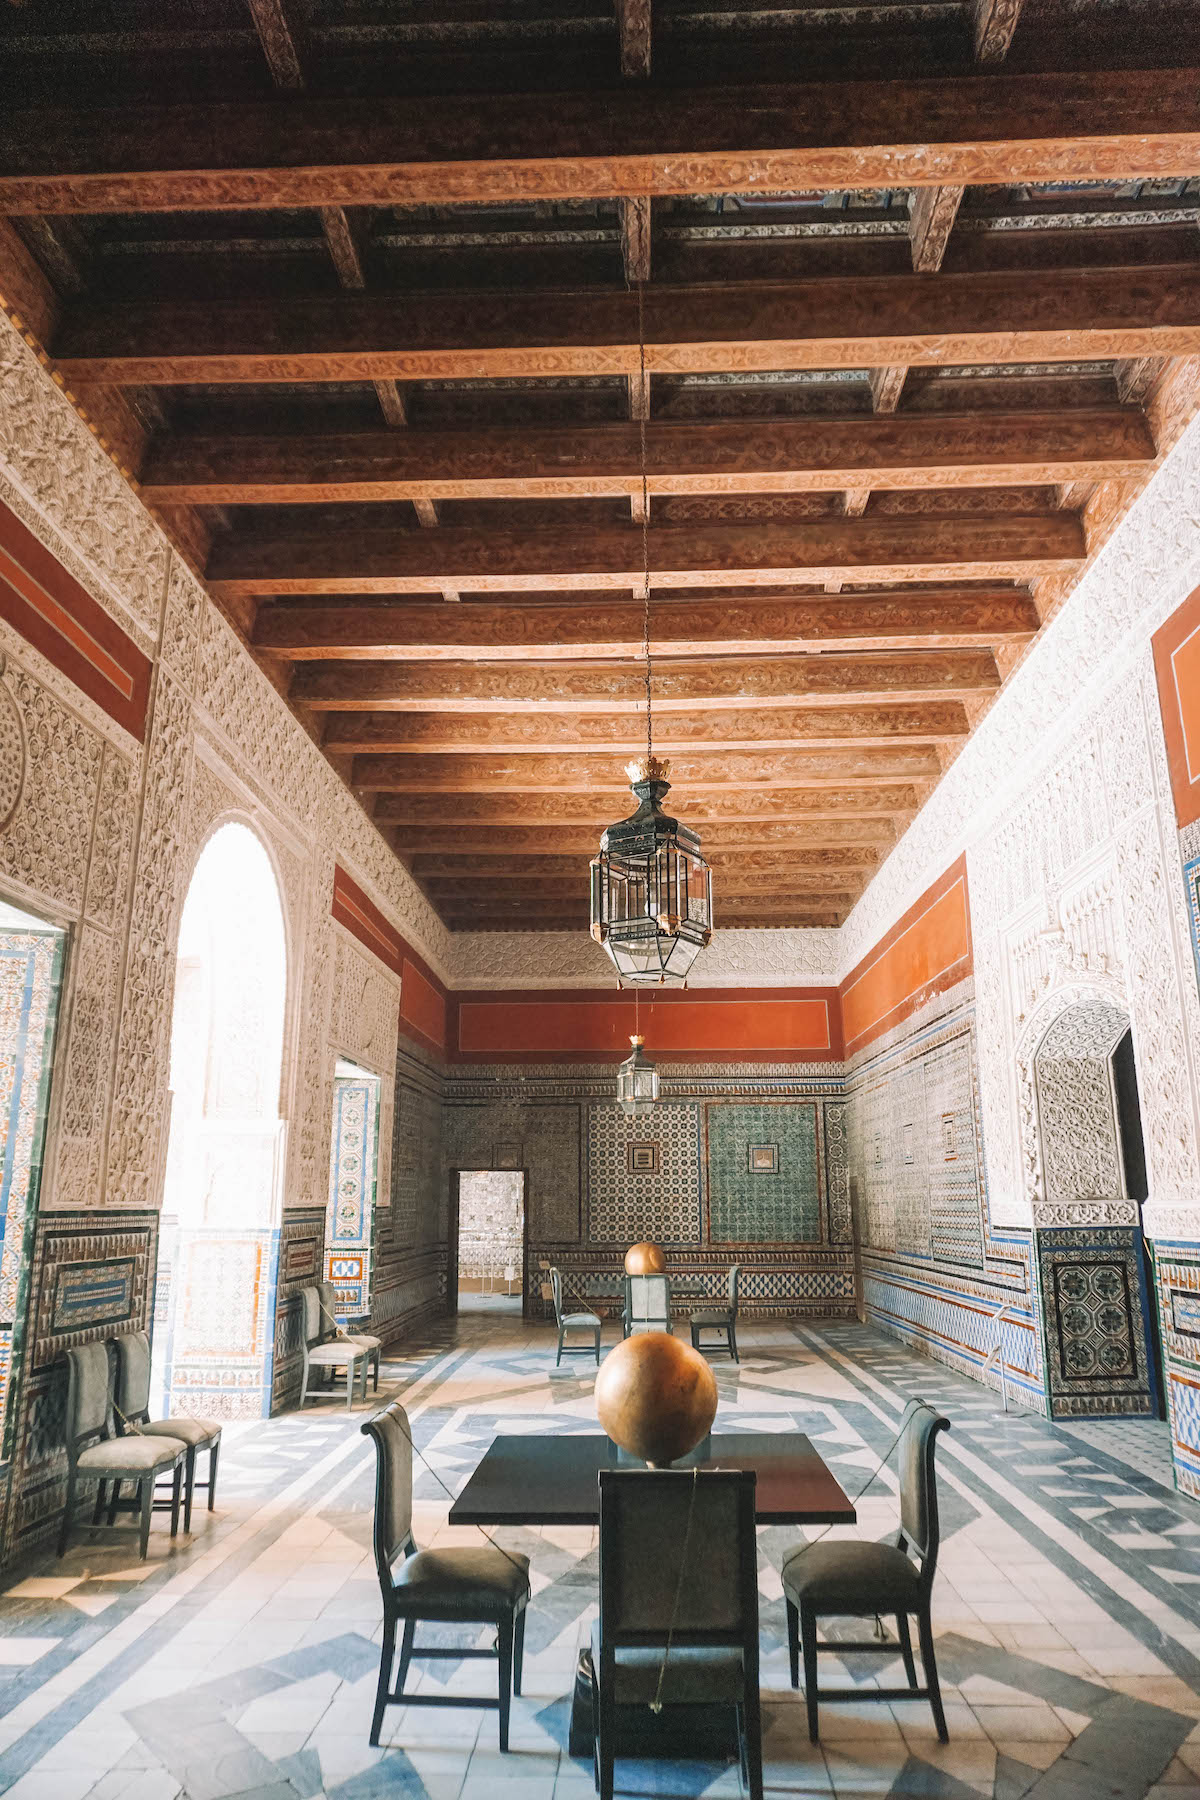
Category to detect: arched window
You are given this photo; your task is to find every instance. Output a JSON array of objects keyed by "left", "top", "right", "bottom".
[{"left": 154, "top": 823, "right": 287, "bottom": 1417}]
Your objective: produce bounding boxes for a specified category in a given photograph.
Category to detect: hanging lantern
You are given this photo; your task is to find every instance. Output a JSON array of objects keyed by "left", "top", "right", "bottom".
[
  {"left": 591, "top": 756, "right": 714, "bottom": 986},
  {"left": 617, "top": 1034, "right": 660, "bottom": 1117}
]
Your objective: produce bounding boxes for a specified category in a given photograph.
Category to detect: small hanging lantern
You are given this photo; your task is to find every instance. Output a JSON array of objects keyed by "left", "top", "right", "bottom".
[
  {"left": 617, "top": 1034, "right": 660, "bottom": 1117},
  {"left": 591, "top": 757, "right": 713, "bottom": 985}
]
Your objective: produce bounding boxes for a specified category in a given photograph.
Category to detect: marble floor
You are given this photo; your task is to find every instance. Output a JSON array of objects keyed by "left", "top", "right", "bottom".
[{"left": 1, "top": 1313, "right": 1199, "bottom": 1799}]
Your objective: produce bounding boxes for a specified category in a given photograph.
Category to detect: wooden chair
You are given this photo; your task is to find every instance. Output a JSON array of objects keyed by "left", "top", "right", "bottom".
[
  {"left": 622, "top": 1272, "right": 671, "bottom": 1337},
  {"left": 111, "top": 1329, "right": 221, "bottom": 1532},
  {"left": 782, "top": 1398, "right": 951, "bottom": 1743},
  {"left": 690, "top": 1264, "right": 741, "bottom": 1362},
  {"left": 551, "top": 1267, "right": 602, "bottom": 1366},
  {"left": 319, "top": 1280, "right": 381, "bottom": 1394},
  {"left": 58, "top": 1342, "right": 186, "bottom": 1560},
  {"left": 360, "top": 1401, "right": 530, "bottom": 1749},
  {"left": 592, "top": 1468, "right": 763, "bottom": 1800},
  {"left": 299, "top": 1285, "right": 369, "bottom": 1409}
]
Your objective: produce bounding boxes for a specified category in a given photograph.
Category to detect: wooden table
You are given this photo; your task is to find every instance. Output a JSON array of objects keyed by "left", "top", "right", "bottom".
[
  {"left": 449, "top": 1430, "right": 855, "bottom": 1762},
  {"left": 449, "top": 1430, "right": 856, "bottom": 1528}
]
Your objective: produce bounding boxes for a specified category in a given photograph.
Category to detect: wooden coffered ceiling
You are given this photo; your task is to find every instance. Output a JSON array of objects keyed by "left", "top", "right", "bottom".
[{"left": 2, "top": 2, "right": 1200, "bottom": 934}]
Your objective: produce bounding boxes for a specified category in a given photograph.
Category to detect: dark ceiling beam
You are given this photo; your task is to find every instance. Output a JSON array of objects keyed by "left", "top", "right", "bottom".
[
  {"left": 390, "top": 825, "right": 895, "bottom": 859},
  {"left": 617, "top": 0, "right": 652, "bottom": 78},
  {"left": 322, "top": 700, "right": 970, "bottom": 755},
  {"left": 350, "top": 744, "right": 941, "bottom": 792},
  {"left": 51, "top": 266, "right": 1200, "bottom": 385},
  {"left": 254, "top": 589, "right": 1040, "bottom": 660},
  {"left": 409, "top": 846, "right": 882, "bottom": 877},
  {"left": 209, "top": 514, "right": 1083, "bottom": 598},
  {"left": 289, "top": 648, "right": 1000, "bottom": 712},
  {"left": 245, "top": 0, "right": 305, "bottom": 88},
  {"left": 620, "top": 194, "right": 652, "bottom": 283},
  {"left": 138, "top": 409, "right": 1154, "bottom": 506},
  {"left": 4, "top": 68, "right": 1199, "bottom": 213}
]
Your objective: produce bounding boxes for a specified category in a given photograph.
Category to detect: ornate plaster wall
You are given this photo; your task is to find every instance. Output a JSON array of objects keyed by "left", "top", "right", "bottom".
[{"left": 0, "top": 311, "right": 450, "bottom": 1555}]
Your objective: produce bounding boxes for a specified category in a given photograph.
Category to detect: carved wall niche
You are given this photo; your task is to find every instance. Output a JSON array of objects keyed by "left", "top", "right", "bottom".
[{"left": 1021, "top": 987, "right": 1131, "bottom": 1219}]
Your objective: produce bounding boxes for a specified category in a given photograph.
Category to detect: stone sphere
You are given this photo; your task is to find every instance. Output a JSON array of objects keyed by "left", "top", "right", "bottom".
[
  {"left": 624, "top": 1241, "right": 667, "bottom": 1275},
  {"left": 595, "top": 1331, "right": 718, "bottom": 1467}
]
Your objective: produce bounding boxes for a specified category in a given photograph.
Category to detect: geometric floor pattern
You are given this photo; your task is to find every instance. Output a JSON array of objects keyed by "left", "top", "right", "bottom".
[{"left": 0, "top": 1313, "right": 1199, "bottom": 1797}]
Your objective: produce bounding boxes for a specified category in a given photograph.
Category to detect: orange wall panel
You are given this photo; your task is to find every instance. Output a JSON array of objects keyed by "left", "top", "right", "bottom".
[
  {"left": 840, "top": 857, "right": 972, "bottom": 1058},
  {"left": 1153, "top": 583, "right": 1200, "bottom": 829},
  {"left": 454, "top": 987, "right": 839, "bottom": 1062},
  {"left": 401, "top": 957, "right": 447, "bottom": 1054}
]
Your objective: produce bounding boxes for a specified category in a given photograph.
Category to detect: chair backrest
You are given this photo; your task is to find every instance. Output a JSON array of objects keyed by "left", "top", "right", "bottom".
[
  {"left": 550, "top": 1267, "right": 565, "bottom": 1324},
  {"left": 626, "top": 1272, "right": 670, "bottom": 1326},
  {"left": 113, "top": 1330, "right": 153, "bottom": 1423},
  {"left": 598, "top": 1469, "right": 758, "bottom": 1662},
  {"left": 319, "top": 1281, "right": 341, "bottom": 1338},
  {"left": 360, "top": 1401, "right": 415, "bottom": 1589},
  {"left": 727, "top": 1264, "right": 740, "bottom": 1310},
  {"left": 64, "top": 1342, "right": 114, "bottom": 1454},
  {"left": 301, "top": 1285, "right": 323, "bottom": 1347},
  {"left": 897, "top": 1397, "right": 951, "bottom": 1580}
]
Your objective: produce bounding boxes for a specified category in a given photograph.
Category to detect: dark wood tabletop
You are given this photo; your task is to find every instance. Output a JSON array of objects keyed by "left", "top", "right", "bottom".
[{"left": 447, "top": 1431, "right": 856, "bottom": 1528}]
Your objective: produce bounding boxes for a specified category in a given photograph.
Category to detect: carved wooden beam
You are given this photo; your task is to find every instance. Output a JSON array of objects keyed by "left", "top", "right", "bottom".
[
  {"left": 974, "top": 0, "right": 1025, "bottom": 63},
  {"left": 350, "top": 744, "right": 941, "bottom": 792},
  {"left": 213, "top": 514, "right": 1081, "bottom": 599},
  {"left": 255, "top": 589, "right": 1040, "bottom": 660},
  {"left": 290, "top": 648, "right": 1000, "bottom": 712},
  {"left": 422, "top": 873, "right": 862, "bottom": 900},
  {"left": 908, "top": 183, "right": 964, "bottom": 273},
  {"left": 870, "top": 365, "right": 908, "bottom": 413},
  {"left": 409, "top": 845, "right": 882, "bottom": 877},
  {"left": 378, "top": 785, "right": 918, "bottom": 825},
  {"left": 144, "top": 409, "right": 1153, "bottom": 505},
  {"left": 53, "top": 266, "right": 1200, "bottom": 385},
  {"left": 620, "top": 195, "right": 652, "bottom": 283},
  {"left": 323, "top": 699, "right": 970, "bottom": 755},
  {"left": 617, "top": 0, "right": 652, "bottom": 78},
  {"left": 389, "top": 820, "right": 897, "bottom": 855},
  {"left": 6, "top": 67, "right": 1198, "bottom": 214},
  {"left": 246, "top": 0, "right": 305, "bottom": 88}
]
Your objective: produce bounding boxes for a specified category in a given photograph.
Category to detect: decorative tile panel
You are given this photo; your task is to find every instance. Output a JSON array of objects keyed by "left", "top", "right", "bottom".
[
  {"left": 706, "top": 1102, "right": 820, "bottom": 1244},
  {"left": 585, "top": 1101, "right": 702, "bottom": 1245},
  {"left": 1037, "top": 1226, "right": 1156, "bottom": 1418}
]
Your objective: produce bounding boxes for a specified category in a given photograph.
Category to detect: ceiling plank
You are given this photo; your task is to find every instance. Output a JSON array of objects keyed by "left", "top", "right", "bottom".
[
  {"left": 53, "top": 266, "right": 1200, "bottom": 385},
  {"left": 142, "top": 409, "right": 1155, "bottom": 504},
  {"left": 290, "top": 648, "right": 1001, "bottom": 712},
  {"left": 323, "top": 700, "right": 970, "bottom": 754},
  {"left": 211, "top": 514, "right": 1082, "bottom": 598},
  {"left": 254, "top": 589, "right": 1040, "bottom": 660},
  {"left": 5, "top": 67, "right": 1199, "bottom": 214},
  {"left": 350, "top": 744, "right": 941, "bottom": 791}
]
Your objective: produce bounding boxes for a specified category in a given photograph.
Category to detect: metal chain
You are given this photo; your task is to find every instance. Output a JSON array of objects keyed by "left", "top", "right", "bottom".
[{"left": 637, "top": 279, "right": 652, "bottom": 764}]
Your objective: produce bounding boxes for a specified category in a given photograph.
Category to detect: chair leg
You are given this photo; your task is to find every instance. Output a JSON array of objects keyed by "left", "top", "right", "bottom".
[
  {"left": 497, "top": 1613, "right": 514, "bottom": 1752},
  {"left": 593, "top": 1329, "right": 600, "bottom": 1366},
  {"left": 397, "top": 1617, "right": 416, "bottom": 1695},
  {"left": 371, "top": 1613, "right": 396, "bottom": 1746},
  {"left": 556, "top": 1331, "right": 563, "bottom": 1367},
  {"left": 729, "top": 1321, "right": 739, "bottom": 1363},
  {"left": 896, "top": 1612, "right": 917, "bottom": 1688},
  {"left": 207, "top": 1438, "right": 220, "bottom": 1512},
  {"left": 92, "top": 1480, "right": 107, "bottom": 1525},
  {"left": 345, "top": 1360, "right": 356, "bottom": 1410},
  {"left": 183, "top": 1446, "right": 196, "bottom": 1534},
  {"left": 597, "top": 1654, "right": 616, "bottom": 1800},
  {"left": 57, "top": 1468, "right": 77, "bottom": 1557},
  {"left": 785, "top": 1596, "right": 800, "bottom": 1689},
  {"left": 107, "top": 1479, "right": 121, "bottom": 1526},
  {"left": 372, "top": 1349, "right": 380, "bottom": 1393},
  {"left": 170, "top": 1461, "right": 183, "bottom": 1539},
  {"left": 742, "top": 1665, "right": 764, "bottom": 1800},
  {"left": 917, "top": 1606, "right": 948, "bottom": 1743},
  {"left": 513, "top": 1606, "right": 526, "bottom": 1696},
  {"left": 800, "top": 1603, "right": 820, "bottom": 1743},
  {"left": 138, "top": 1478, "right": 154, "bottom": 1560}
]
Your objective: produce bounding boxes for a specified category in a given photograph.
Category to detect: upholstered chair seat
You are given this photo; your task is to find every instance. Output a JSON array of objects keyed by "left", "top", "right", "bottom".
[
  {"left": 394, "top": 1545, "right": 531, "bottom": 1612},
  {"left": 77, "top": 1437, "right": 184, "bottom": 1475},
  {"left": 783, "top": 1540, "right": 921, "bottom": 1612},
  {"left": 688, "top": 1308, "right": 730, "bottom": 1329},
  {"left": 137, "top": 1417, "right": 217, "bottom": 1450}
]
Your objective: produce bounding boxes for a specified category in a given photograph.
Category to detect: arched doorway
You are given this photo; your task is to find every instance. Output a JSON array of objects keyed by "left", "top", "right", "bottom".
[
  {"left": 1024, "top": 991, "right": 1161, "bottom": 1419},
  {"left": 154, "top": 822, "right": 288, "bottom": 1418}
]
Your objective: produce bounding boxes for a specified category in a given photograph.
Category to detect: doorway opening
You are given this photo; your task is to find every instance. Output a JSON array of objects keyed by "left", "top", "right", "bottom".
[
  {"left": 325, "top": 1058, "right": 381, "bottom": 1328},
  {"left": 454, "top": 1171, "right": 525, "bottom": 1316},
  {"left": 0, "top": 896, "right": 67, "bottom": 1454},
  {"left": 154, "top": 822, "right": 288, "bottom": 1418}
]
